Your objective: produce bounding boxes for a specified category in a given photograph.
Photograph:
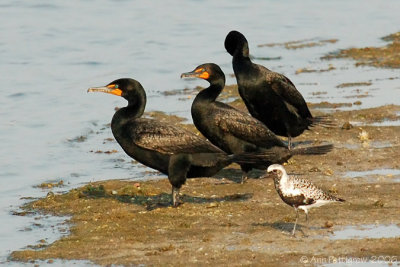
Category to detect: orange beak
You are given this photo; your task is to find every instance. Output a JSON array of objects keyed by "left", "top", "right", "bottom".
[
  {"left": 181, "top": 68, "right": 210, "bottom": 80},
  {"left": 87, "top": 84, "right": 122, "bottom": 96}
]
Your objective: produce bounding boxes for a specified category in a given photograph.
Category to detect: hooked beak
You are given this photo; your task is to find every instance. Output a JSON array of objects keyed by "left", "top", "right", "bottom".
[
  {"left": 87, "top": 85, "right": 122, "bottom": 96},
  {"left": 181, "top": 69, "right": 209, "bottom": 80}
]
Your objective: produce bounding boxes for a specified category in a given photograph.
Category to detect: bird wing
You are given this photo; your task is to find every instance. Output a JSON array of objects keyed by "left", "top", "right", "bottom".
[
  {"left": 291, "top": 175, "right": 333, "bottom": 202},
  {"left": 127, "top": 118, "right": 222, "bottom": 154},
  {"left": 259, "top": 66, "right": 313, "bottom": 118},
  {"left": 214, "top": 102, "right": 285, "bottom": 148},
  {"left": 284, "top": 194, "right": 315, "bottom": 206}
]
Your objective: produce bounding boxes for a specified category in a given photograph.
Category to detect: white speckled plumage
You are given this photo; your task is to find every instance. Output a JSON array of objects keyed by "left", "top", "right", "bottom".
[{"left": 267, "top": 164, "right": 344, "bottom": 236}]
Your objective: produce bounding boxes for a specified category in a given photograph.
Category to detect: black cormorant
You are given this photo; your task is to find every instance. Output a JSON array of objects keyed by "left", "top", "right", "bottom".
[
  {"left": 181, "top": 63, "right": 333, "bottom": 183},
  {"left": 225, "top": 30, "right": 333, "bottom": 149},
  {"left": 88, "top": 78, "right": 278, "bottom": 206}
]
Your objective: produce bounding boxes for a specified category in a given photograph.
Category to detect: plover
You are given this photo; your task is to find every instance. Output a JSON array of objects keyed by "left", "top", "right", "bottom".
[{"left": 267, "top": 164, "right": 345, "bottom": 235}]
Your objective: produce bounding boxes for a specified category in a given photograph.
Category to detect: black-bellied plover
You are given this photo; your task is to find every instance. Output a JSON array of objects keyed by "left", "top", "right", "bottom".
[{"left": 267, "top": 164, "right": 345, "bottom": 236}]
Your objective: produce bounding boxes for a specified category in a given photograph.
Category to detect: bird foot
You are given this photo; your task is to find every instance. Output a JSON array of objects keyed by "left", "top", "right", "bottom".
[{"left": 172, "top": 187, "right": 182, "bottom": 207}]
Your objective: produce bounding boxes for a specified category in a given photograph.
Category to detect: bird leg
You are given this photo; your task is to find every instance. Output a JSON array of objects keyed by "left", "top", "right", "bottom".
[
  {"left": 241, "top": 171, "right": 248, "bottom": 184},
  {"left": 302, "top": 210, "right": 310, "bottom": 237},
  {"left": 240, "top": 164, "right": 251, "bottom": 184},
  {"left": 172, "top": 186, "right": 180, "bottom": 207},
  {"left": 288, "top": 136, "right": 293, "bottom": 150},
  {"left": 292, "top": 207, "right": 299, "bottom": 236},
  {"left": 168, "top": 154, "right": 191, "bottom": 207}
]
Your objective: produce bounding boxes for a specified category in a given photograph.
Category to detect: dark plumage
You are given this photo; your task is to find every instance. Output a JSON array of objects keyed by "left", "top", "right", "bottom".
[
  {"left": 267, "top": 164, "right": 345, "bottom": 236},
  {"left": 88, "top": 78, "right": 271, "bottom": 206},
  {"left": 181, "top": 63, "right": 333, "bottom": 183},
  {"left": 225, "top": 30, "right": 334, "bottom": 149}
]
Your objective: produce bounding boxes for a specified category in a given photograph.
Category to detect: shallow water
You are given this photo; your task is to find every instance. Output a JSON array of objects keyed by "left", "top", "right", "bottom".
[
  {"left": 357, "top": 119, "right": 400, "bottom": 127},
  {"left": 344, "top": 169, "right": 400, "bottom": 182},
  {"left": 1, "top": 0, "right": 400, "bottom": 264},
  {"left": 331, "top": 224, "right": 400, "bottom": 240}
]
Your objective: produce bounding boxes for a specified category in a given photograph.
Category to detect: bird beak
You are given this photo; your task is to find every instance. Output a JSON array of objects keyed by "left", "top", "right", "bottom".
[
  {"left": 87, "top": 85, "right": 122, "bottom": 96},
  {"left": 181, "top": 69, "right": 209, "bottom": 80},
  {"left": 263, "top": 172, "right": 275, "bottom": 179}
]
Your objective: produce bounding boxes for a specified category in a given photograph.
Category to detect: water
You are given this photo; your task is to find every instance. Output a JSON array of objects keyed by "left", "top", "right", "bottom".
[
  {"left": 1, "top": 0, "right": 400, "bottom": 264},
  {"left": 331, "top": 224, "right": 400, "bottom": 240},
  {"left": 345, "top": 169, "right": 400, "bottom": 182}
]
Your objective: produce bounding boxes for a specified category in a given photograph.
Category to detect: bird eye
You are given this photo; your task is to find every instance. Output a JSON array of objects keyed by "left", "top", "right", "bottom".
[{"left": 115, "top": 84, "right": 119, "bottom": 89}]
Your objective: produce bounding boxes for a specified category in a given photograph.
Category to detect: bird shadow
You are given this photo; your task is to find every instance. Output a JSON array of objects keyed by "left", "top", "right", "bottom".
[
  {"left": 214, "top": 168, "right": 268, "bottom": 183},
  {"left": 79, "top": 185, "right": 253, "bottom": 211},
  {"left": 143, "top": 192, "right": 253, "bottom": 211},
  {"left": 253, "top": 221, "right": 326, "bottom": 237},
  {"left": 252, "top": 221, "right": 308, "bottom": 237}
]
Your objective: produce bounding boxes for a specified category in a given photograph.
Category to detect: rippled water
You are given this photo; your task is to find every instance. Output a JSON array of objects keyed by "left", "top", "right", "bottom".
[{"left": 1, "top": 0, "right": 400, "bottom": 264}]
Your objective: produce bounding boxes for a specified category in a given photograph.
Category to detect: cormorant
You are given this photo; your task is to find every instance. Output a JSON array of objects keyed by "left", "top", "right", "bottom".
[
  {"left": 88, "top": 78, "right": 278, "bottom": 206},
  {"left": 181, "top": 63, "right": 333, "bottom": 183},
  {"left": 225, "top": 30, "right": 334, "bottom": 149}
]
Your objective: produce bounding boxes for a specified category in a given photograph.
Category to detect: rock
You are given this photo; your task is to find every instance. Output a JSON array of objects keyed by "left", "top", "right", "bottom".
[
  {"left": 358, "top": 130, "right": 369, "bottom": 141},
  {"left": 374, "top": 200, "right": 385, "bottom": 208},
  {"left": 309, "top": 167, "right": 321, "bottom": 172},
  {"left": 341, "top": 121, "right": 353, "bottom": 130}
]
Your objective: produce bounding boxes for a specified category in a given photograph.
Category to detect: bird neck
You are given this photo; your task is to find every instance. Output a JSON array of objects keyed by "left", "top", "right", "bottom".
[
  {"left": 112, "top": 93, "right": 146, "bottom": 128},
  {"left": 279, "top": 172, "right": 292, "bottom": 190},
  {"left": 232, "top": 41, "right": 250, "bottom": 59},
  {"left": 194, "top": 80, "right": 224, "bottom": 104},
  {"left": 232, "top": 51, "right": 253, "bottom": 77}
]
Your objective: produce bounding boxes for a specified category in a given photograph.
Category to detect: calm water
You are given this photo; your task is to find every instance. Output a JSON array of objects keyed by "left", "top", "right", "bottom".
[{"left": 1, "top": 0, "right": 400, "bottom": 264}]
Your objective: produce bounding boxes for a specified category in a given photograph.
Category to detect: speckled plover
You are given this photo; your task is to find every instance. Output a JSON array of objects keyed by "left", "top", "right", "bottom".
[{"left": 267, "top": 164, "right": 345, "bottom": 236}]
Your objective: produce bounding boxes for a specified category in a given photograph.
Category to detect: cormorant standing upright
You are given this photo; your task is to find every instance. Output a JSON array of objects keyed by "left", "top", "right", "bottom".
[
  {"left": 225, "top": 30, "right": 333, "bottom": 149},
  {"left": 181, "top": 63, "right": 333, "bottom": 183}
]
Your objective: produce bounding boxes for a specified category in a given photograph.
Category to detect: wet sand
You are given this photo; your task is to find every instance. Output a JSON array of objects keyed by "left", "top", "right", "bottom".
[
  {"left": 9, "top": 33, "right": 400, "bottom": 266},
  {"left": 10, "top": 103, "right": 400, "bottom": 266}
]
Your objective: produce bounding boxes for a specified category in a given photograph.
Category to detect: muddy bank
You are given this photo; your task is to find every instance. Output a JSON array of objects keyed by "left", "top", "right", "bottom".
[
  {"left": 322, "top": 31, "right": 400, "bottom": 68},
  {"left": 9, "top": 30, "right": 400, "bottom": 266},
  {"left": 10, "top": 104, "right": 400, "bottom": 266}
]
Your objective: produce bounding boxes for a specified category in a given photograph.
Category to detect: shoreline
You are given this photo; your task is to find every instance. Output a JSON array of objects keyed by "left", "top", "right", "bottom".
[
  {"left": 8, "top": 31, "right": 400, "bottom": 266},
  {"left": 10, "top": 104, "right": 400, "bottom": 266}
]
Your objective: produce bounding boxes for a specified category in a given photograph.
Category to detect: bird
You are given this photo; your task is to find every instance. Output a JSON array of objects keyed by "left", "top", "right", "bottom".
[
  {"left": 267, "top": 164, "right": 345, "bottom": 236},
  {"left": 87, "top": 78, "right": 281, "bottom": 207},
  {"left": 181, "top": 63, "right": 333, "bottom": 183},
  {"left": 224, "top": 30, "right": 334, "bottom": 149}
]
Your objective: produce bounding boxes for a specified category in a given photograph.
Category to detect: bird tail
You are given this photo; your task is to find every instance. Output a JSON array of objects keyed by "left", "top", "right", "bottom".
[
  {"left": 309, "top": 115, "right": 336, "bottom": 128},
  {"left": 229, "top": 152, "right": 282, "bottom": 165},
  {"left": 291, "top": 144, "right": 333, "bottom": 155},
  {"left": 335, "top": 197, "right": 346, "bottom": 202},
  {"left": 229, "top": 144, "right": 333, "bottom": 165}
]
